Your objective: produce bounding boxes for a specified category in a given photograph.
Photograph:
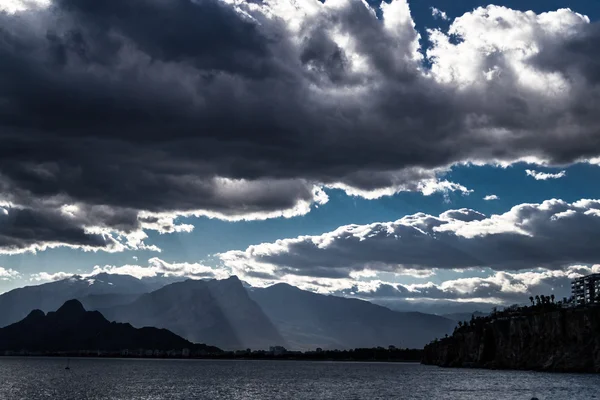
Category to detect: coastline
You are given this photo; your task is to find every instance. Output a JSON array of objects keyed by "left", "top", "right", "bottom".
[
  {"left": 1, "top": 347, "right": 424, "bottom": 363},
  {"left": 0, "top": 354, "right": 423, "bottom": 363},
  {"left": 420, "top": 361, "right": 600, "bottom": 374}
]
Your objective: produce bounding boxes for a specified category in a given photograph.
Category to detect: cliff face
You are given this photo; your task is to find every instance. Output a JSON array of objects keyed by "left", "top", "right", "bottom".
[{"left": 422, "top": 306, "right": 600, "bottom": 372}]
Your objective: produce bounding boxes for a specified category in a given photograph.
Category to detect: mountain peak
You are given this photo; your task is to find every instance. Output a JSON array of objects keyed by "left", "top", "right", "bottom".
[
  {"left": 269, "top": 282, "right": 302, "bottom": 292},
  {"left": 202, "top": 275, "right": 244, "bottom": 289},
  {"left": 24, "top": 309, "right": 45, "bottom": 320},
  {"left": 91, "top": 272, "right": 112, "bottom": 280},
  {"left": 221, "top": 275, "right": 241, "bottom": 284},
  {"left": 199, "top": 275, "right": 247, "bottom": 296},
  {"left": 56, "top": 299, "right": 86, "bottom": 315}
]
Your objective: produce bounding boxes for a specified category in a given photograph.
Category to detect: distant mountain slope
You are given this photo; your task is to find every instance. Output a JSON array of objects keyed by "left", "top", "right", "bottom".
[
  {"left": 0, "top": 300, "right": 221, "bottom": 353},
  {"left": 103, "top": 276, "right": 286, "bottom": 350},
  {"left": 370, "top": 298, "right": 497, "bottom": 316},
  {"left": 248, "top": 283, "right": 455, "bottom": 350},
  {"left": 78, "top": 293, "right": 142, "bottom": 310},
  {"left": 0, "top": 273, "right": 168, "bottom": 328}
]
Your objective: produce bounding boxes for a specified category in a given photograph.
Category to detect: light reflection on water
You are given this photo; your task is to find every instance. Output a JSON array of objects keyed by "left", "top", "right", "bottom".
[{"left": 1, "top": 358, "right": 598, "bottom": 400}]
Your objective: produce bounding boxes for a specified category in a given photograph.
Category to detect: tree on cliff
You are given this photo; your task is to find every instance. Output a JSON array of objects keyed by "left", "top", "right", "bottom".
[
  {"left": 529, "top": 296, "right": 534, "bottom": 306},
  {"left": 535, "top": 295, "right": 541, "bottom": 306},
  {"left": 550, "top": 294, "right": 555, "bottom": 303}
]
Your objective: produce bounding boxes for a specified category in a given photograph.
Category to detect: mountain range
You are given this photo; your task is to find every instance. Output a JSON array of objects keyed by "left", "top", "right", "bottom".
[
  {"left": 0, "top": 299, "right": 220, "bottom": 354},
  {"left": 248, "top": 283, "right": 455, "bottom": 350},
  {"left": 0, "top": 274, "right": 456, "bottom": 350},
  {"left": 0, "top": 273, "right": 173, "bottom": 328}
]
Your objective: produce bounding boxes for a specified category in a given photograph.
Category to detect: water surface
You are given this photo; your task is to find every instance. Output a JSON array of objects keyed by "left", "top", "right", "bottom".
[{"left": 1, "top": 357, "right": 598, "bottom": 399}]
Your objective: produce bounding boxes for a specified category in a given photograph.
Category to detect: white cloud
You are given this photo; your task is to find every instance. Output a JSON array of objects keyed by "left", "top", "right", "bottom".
[
  {"left": 337, "top": 267, "right": 584, "bottom": 306},
  {"left": 483, "top": 194, "right": 499, "bottom": 201},
  {"left": 91, "top": 257, "right": 229, "bottom": 280},
  {"left": 327, "top": 177, "right": 472, "bottom": 200},
  {"left": 0, "top": 267, "right": 20, "bottom": 281},
  {"left": 29, "top": 257, "right": 230, "bottom": 283},
  {"left": 418, "top": 180, "right": 473, "bottom": 197},
  {"left": 30, "top": 271, "right": 73, "bottom": 282},
  {"left": 431, "top": 7, "right": 448, "bottom": 21},
  {"left": 526, "top": 169, "right": 567, "bottom": 180},
  {"left": 427, "top": 6, "right": 587, "bottom": 90},
  {"left": 0, "top": 0, "right": 49, "bottom": 13}
]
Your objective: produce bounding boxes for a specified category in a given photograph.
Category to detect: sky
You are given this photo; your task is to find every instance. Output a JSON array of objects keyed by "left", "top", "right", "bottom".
[{"left": 1, "top": 0, "right": 600, "bottom": 312}]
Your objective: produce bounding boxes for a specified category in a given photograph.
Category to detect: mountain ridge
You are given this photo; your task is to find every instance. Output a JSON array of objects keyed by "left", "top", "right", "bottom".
[
  {"left": 1, "top": 273, "right": 455, "bottom": 350},
  {"left": 102, "top": 276, "right": 287, "bottom": 350},
  {"left": 0, "top": 299, "right": 221, "bottom": 354},
  {"left": 249, "top": 282, "right": 455, "bottom": 350}
]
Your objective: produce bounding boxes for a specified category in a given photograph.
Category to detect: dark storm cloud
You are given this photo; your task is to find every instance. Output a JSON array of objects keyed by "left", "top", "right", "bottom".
[
  {"left": 1, "top": 1, "right": 600, "bottom": 251},
  {"left": 0, "top": 206, "right": 118, "bottom": 253},
  {"left": 531, "top": 22, "right": 600, "bottom": 85}
]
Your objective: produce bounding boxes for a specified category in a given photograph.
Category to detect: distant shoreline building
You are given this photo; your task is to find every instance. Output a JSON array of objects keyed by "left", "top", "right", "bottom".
[{"left": 571, "top": 274, "right": 600, "bottom": 305}]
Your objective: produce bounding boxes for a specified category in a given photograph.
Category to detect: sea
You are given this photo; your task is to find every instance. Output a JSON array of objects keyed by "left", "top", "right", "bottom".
[{"left": 0, "top": 358, "right": 598, "bottom": 399}]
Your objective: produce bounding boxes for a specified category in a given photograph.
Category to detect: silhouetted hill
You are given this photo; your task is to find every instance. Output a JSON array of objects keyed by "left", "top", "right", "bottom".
[
  {"left": 0, "top": 300, "right": 221, "bottom": 353},
  {"left": 248, "top": 283, "right": 455, "bottom": 350},
  {"left": 0, "top": 274, "right": 173, "bottom": 328},
  {"left": 423, "top": 305, "right": 600, "bottom": 372},
  {"left": 103, "top": 276, "right": 286, "bottom": 350}
]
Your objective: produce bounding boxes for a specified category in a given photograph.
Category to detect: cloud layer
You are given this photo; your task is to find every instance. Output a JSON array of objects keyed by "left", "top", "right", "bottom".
[
  {"left": 220, "top": 199, "right": 600, "bottom": 285},
  {"left": 90, "top": 257, "right": 229, "bottom": 280},
  {"left": 1, "top": 0, "right": 600, "bottom": 253},
  {"left": 0, "top": 267, "right": 20, "bottom": 281},
  {"left": 336, "top": 266, "right": 594, "bottom": 308},
  {"left": 30, "top": 256, "right": 229, "bottom": 282}
]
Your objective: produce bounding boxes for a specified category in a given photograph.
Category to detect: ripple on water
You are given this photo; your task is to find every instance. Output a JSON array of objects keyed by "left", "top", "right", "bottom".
[{"left": 0, "top": 358, "right": 599, "bottom": 400}]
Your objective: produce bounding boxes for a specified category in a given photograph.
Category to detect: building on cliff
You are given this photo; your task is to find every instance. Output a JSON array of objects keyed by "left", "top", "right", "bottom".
[{"left": 571, "top": 273, "right": 600, "bottom": 305}]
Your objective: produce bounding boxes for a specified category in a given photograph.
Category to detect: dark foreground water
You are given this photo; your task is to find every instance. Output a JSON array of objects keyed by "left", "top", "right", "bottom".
[{"left": 1, "top": 358, "right": 599, "bottom": 399}]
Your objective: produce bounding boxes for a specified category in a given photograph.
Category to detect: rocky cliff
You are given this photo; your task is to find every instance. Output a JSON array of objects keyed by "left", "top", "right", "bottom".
[{"left": 422, "top": 306, "right": 600, "bottom": 372}]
